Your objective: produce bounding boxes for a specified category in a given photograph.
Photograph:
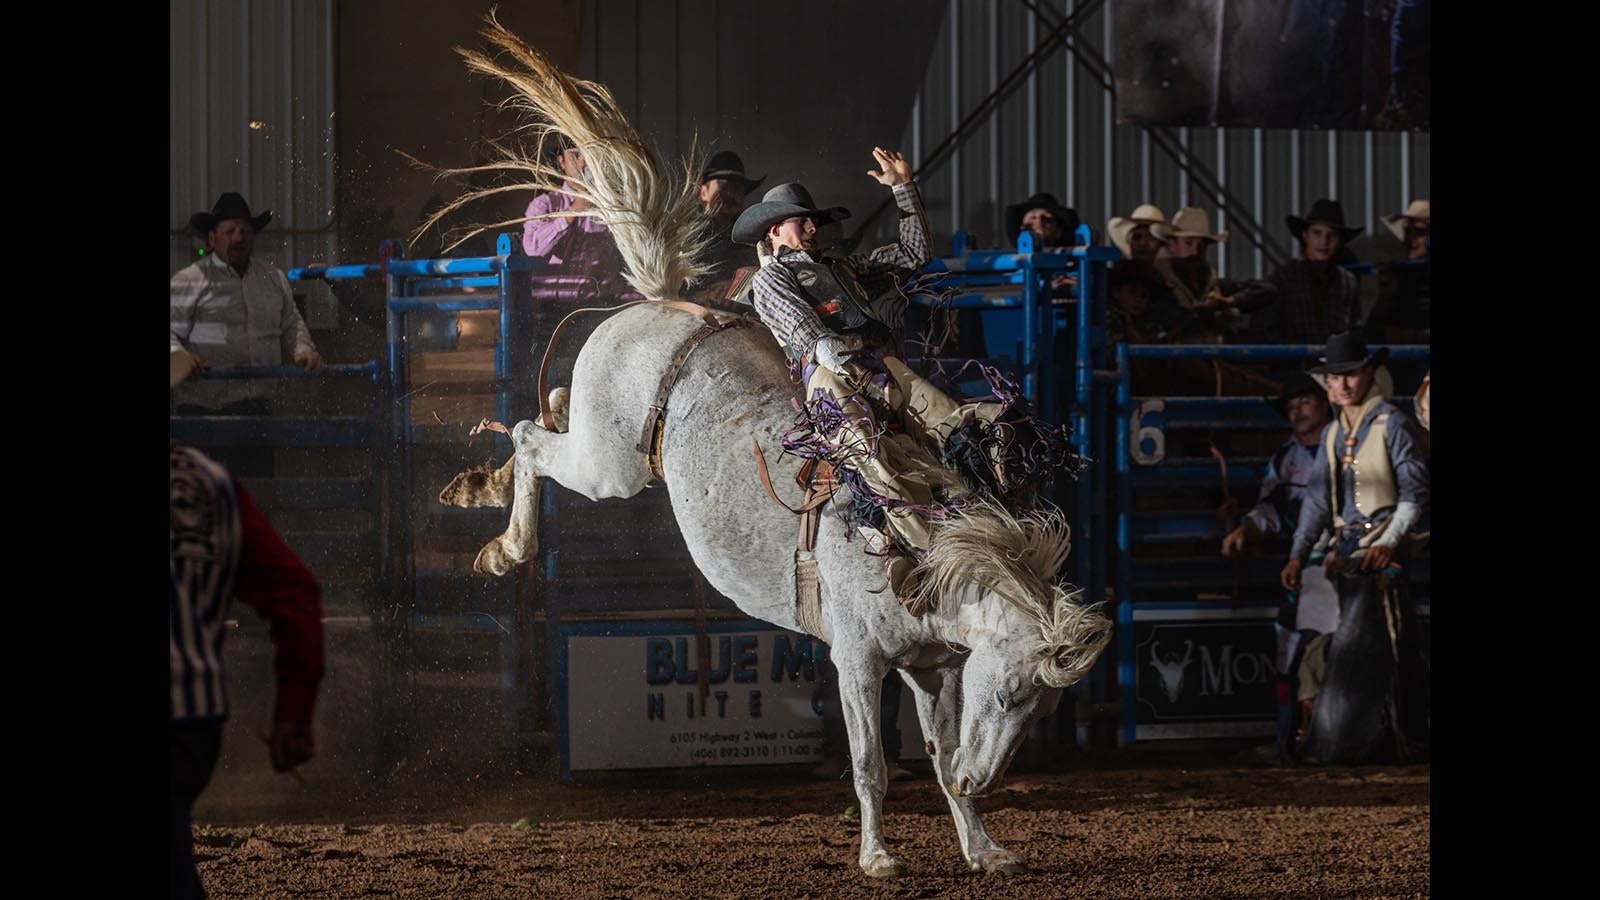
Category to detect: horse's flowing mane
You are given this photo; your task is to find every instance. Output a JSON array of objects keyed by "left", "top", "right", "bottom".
[
  {"left": 409, "top": 10, "right": 713, "bottom": 301},
  {"left": 910, "top": 501, "right": 1111, "bottom": 688}
]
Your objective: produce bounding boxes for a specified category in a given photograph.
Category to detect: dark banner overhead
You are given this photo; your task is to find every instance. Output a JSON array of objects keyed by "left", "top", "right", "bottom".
[{"left": 1112, "top": 0, "right": 1429, "bottom": 131}]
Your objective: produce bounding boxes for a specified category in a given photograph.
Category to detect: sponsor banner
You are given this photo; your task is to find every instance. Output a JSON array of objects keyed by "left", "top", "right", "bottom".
[
  {"left": 559, "top": 620, "right": 925, "bottom": 772},
  {"left": 1132, "top": 605, "right": 1277, "bottom": 740}
]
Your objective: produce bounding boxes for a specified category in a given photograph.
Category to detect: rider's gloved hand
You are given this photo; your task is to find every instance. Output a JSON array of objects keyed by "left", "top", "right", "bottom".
[{"left": 813, "top": 335, "right": 856, "bottom": 373}]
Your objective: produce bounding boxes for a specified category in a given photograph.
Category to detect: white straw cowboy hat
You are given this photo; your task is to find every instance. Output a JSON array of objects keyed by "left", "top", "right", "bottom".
[
  {"left": 1151, "top": 206, "right": 1228, "bottom": 243},
  {"left": 1107, "top": 203, "right": 1169, "bottom": 255},
  {"left": 1382, "top": 199, "right": 1430, "bottom": 242}
]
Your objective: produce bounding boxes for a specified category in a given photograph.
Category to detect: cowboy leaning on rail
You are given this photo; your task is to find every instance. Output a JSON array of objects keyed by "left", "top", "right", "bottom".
[{"left": 735, "top": 148, "right": 1003, "bottom": 559}]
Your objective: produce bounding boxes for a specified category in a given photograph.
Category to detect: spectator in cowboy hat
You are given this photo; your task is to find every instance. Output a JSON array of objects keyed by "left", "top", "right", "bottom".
[
  {"left": 1366, "top": 198, "right": 1430, "bottom": 346},
  {"left": 521, "top": 135, "right": 632, "bottom": 299},
  {"left": 1281, "top": 330, "right": 1428, "bottom": 765},
  {"left": 1223, "top": 371, "right": 1335, "bottom": 558},
  {"left": 1146, "top": 206, "right": 1261, "bottom": 342},
  {"left": 520, "top": 135, "right": 610, "bottom": 262},
  {"left": 1003, "top": 191, "right": 1082, "bottom": 249},
  {"left": 1107, "top": 203, "right": 1169, "bottom": 262},
  {"left": 1382, "top": 199, "right": 1429, "bottom": 260},
  {"left": 690, "top": 150, "right": 767, "bottom": 298},
  {"left": 1234, "top": 199, "right": 1366, "bottom": 344},
  {"left": 699, "top": 150, "right": 765, "bottom": 223},
  {"left": 1005, "top": 192, "right": 1084, "bottom": 302},
  {"left": 171, "top": 192, "right": 323, "bottom": 473},
  {"left": 1219, "top": 371, "right": 1338, "bottom": 764}
]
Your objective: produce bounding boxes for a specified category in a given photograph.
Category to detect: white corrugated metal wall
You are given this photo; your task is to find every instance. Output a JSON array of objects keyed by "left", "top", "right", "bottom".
[{"left": 169, "top": 0, "right": 339, "bottom": 327}]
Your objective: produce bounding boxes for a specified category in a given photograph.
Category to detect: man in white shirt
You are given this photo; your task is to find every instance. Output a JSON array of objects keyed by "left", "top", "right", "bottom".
[{"left": 170, "top": 192, "right": 322, "bottom": 414}]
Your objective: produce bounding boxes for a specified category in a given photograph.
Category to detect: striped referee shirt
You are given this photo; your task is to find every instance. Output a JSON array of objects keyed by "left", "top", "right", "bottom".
[
  {"left": 751, "top": 181, "right": 930, "bottom": 361},
  {"left": 170, "top": 443, "right": 324, "bottom": 724}
]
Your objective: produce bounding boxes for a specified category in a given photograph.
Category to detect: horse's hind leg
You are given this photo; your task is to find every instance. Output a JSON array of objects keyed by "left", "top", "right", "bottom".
[
  {"left": 472, "top": 444, "right": 544, "bottom": 576},
  {"left": 439, "top": 389, "right": 570, "bottom": 509},
  {"left": 905, "top": 668, "right": 1028, "bottom": 874},
  {"left": 471, "top": 418, "right": 572, "bottom": 576},
  {"left": 439, "top": 457, "right": 517, "bottom": 508}
]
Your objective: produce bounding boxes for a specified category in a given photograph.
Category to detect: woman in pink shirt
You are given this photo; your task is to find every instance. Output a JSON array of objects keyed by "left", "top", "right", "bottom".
[{"left": 521, "top": 140, "right": 610, "bottom": 262}]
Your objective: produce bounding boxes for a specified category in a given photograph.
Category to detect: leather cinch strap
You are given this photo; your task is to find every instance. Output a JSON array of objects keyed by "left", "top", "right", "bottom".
[
  {"left": 533, "top": 299, "right": 746, "bottom": 481},
  {"left": 752, "top": 442, "right": 836, "bottom": 639},
  {"left": 634, "top": 303, "right": 751, "bottom": 481}
]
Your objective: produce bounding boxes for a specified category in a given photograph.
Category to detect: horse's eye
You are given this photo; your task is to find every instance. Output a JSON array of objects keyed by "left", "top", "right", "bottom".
[{"left": 995, "top": 689, "right": 1010, "bottom": 711}]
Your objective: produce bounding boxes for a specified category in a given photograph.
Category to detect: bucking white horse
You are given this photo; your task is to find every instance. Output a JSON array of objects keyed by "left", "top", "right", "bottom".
[{"left": 432, "top": 14, "right": 1111, "bottom": 877}]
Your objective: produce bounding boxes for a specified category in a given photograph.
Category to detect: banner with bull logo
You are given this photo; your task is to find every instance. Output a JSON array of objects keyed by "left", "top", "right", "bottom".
[{"left": 1132, "top": 605, "right": 1279, "bottom": 739}]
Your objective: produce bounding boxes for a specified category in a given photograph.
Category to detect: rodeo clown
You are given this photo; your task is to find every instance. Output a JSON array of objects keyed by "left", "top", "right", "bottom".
[
  {"left": 1280, "top": 332, "right": 1430, "bottom": 764},
  {"left": 732, "top": 148, "right": 1009, "bottom": 582}
]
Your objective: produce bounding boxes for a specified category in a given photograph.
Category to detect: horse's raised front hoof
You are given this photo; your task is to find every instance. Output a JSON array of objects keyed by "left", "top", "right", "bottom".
[
  {"left": 473, "top": 539, "right": 524, "bottom": 577},
  {"left": 967, "top": 847, "right": 1028, "bottom": 875},
  {"left": 859, "top": 850, "right": 906, "bottom": 878},
  {"left": 439, "top": 461, "right": 512, "bottom": 508}
]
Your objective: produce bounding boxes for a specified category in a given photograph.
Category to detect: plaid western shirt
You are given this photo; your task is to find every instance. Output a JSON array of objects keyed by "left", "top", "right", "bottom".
[
  {"left": 1239, "top": 260, "right": 1364, "bottom": 344},
  {"left": 750, "top": 182, "right": 930, "bottom": 361}
]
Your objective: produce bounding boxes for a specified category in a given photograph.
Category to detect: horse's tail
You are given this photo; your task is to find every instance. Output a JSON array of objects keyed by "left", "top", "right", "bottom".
[
  {"left": 909, "top": 501, "right": 1112, "bottom": 689},
  {"left": 415, "top": 10, "right": 713, "bottom": 301}
]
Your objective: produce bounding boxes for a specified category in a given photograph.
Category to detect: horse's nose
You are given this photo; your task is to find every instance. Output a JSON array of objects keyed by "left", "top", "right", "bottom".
[{"left": 956, "top": 775, "right": 973, "bottom": 796}]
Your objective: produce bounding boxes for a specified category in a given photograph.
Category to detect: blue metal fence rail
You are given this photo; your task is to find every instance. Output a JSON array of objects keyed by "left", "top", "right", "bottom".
[
  {"left": 291, "top": 234, "right": 550, "bottom": 748},
  {"left": 913, "top": 225, "right": 1122, "bottom": 745},
  {"left": 238, "top": 226, "right": 1431, "bottom": 756}
]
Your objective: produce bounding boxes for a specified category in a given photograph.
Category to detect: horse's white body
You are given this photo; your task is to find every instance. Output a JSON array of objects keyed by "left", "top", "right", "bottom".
[{"left": 444, "top": 303, "right": 1110, "bottom": 876}]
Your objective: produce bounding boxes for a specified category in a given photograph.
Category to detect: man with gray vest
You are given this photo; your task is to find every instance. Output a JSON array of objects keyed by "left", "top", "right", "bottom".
[
  {"left": 734, "top": 147, "right": 1001, "bottom": 565},
  {"left": 1221, "top": 372, "right": 1338, "bottom": 763},
  {"left": 1280, "top": 332, "right": 1429, "bottom": 764}
]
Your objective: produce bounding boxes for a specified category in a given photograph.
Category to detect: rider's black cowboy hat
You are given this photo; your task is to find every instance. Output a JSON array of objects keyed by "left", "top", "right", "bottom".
[
  {"left": 699, "top": 150, "right": 766, "bottom": 194},
  {"left": 1287, "top": 198, "right": 1363, "bottom": 244},
  {"left": 1308, "top": 331, "right": 1390, "bottom": 375},
  {"left": 731, "top": 182, "right": 851, "bottom": 245},
  {"left": 190, "top": 192, "right": 273, "bottom": 234}
]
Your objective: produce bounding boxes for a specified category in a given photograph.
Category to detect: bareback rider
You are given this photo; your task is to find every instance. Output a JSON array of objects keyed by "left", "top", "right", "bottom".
[{"left": 734, "top": 147, "right": 1002, "bottom": 566}]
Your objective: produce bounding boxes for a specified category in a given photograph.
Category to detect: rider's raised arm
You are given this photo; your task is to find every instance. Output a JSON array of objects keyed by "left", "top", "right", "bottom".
[
  {"left": 851, "top": 148, "right": 930, "bottom": 277},
  {"left": 853, "top": 182, "right": 931, "bottom": 275}
]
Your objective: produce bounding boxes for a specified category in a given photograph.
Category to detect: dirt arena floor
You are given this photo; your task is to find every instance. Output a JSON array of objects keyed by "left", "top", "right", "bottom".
[{"left": 191, "top": 748, "right": 1429, "bottom": 898}]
